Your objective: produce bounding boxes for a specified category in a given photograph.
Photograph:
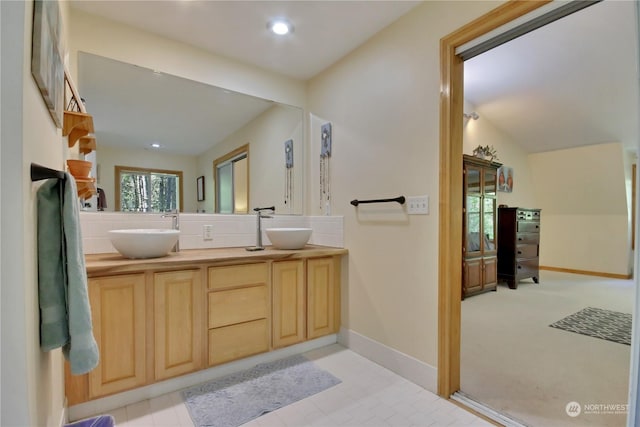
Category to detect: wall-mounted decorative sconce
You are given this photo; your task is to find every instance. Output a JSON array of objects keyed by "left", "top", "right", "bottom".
[{"left": 464, "top": 112, "right": 479, "bottom": 120}]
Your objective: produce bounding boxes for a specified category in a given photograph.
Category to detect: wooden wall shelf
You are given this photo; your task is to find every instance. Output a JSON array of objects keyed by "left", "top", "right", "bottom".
[
  {"left": 79, "top": 136, "right": 97, "bottom": 154},
  {"left": 76, "top": 177, "right": 97, "bottom": 199},
  {"left": 63, "top": 111, "right": 94, "bottom": 148}
]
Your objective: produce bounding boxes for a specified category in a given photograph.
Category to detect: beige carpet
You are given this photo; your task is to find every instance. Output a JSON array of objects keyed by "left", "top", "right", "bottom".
[{"left": 461, "top": 271, "right": 633, "bottom": 427}]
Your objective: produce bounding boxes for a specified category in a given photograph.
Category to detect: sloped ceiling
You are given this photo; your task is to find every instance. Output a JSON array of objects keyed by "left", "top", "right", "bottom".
[{"left": 464, "top": 0, "right": 638, "bottom": 153}]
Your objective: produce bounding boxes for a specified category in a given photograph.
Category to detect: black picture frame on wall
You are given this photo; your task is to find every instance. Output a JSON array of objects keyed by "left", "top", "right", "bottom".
[
  {"left": 31, "top": 0, "right": 64, "bottom": 128},
  {"left": 197, "top": 176, "right": 205, "bottom": 201}
]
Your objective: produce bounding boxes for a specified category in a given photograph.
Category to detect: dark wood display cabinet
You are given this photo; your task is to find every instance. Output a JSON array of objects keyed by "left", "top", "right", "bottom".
[
  {"left": 462, "top": 155, "right": 501, "bottom": 299},
  {"left": 497, "top": 207, "right": 541, "bottom": 289}
]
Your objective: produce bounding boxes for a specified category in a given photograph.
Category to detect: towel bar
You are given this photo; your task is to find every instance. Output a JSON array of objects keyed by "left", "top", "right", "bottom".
[
  {"left": 31, "top": 163, "right": 66, "bottom": 182},
  {"left": 350, "top": 196, "right": 405, "bottom": 206}
]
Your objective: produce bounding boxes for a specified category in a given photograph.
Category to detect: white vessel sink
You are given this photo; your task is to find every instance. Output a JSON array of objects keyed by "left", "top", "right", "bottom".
[
  {"left": 108, "top": 229, "right": 180, "bottom": 259},
  {"left": 265, "top": 228, "right": 312, "bottom": 250}
]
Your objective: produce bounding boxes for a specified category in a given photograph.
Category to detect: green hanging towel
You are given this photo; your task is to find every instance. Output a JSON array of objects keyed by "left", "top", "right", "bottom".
[{"left": 37, "top": 172, "right": 99, "bottom": 375}]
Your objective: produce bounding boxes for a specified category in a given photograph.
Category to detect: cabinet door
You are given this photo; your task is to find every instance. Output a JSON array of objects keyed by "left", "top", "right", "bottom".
[
  {"left": 88, "top": 274, "right": 146, "bottom": 398},
  {"left": 483, "top": 257, "right": 498, "bottom": 289},
  {"left": 463, "top": 258, "right": 482, "bottom": 295},
  {"left": 272, "top": 260, "right": 305, "bottom": 348},
  {"left": 483, "top": 197, "right": 497, "bottom": 254},
  {"left": 307, "top": 258, "right": 338, "bottom": 339},
  {"left": 154, "top": 270, "right": 202, "bottom": 381}
]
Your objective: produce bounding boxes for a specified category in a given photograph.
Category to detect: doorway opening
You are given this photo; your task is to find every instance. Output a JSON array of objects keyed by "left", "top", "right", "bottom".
[{"left": 438, "top": 0, "right": 637, "bottom": 425}]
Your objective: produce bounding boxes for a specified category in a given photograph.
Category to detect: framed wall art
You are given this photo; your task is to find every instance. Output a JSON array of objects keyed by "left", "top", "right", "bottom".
[
  {"left": 197, "top": 176, "right": 205, "bottom": 201},
  {"left": 497, "top": 166, "right": 513, "bottom": 193},
  {"left": 31, "top": 0, "right": 64, "bottom": 128}
]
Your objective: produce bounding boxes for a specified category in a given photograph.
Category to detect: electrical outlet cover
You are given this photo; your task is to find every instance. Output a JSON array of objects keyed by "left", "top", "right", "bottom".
[{"left": 203, "top": 225, "right": 213, "bottom": 240}]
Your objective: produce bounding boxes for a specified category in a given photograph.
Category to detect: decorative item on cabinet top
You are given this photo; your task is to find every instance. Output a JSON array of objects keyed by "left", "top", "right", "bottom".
[{"left": 472, "top": 144, "right": 499, "bottom": 162}]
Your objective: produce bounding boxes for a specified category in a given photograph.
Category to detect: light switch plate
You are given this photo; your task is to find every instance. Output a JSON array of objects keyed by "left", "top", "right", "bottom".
[
  {"left": 203, "top": 225, "right": 213, "bottom": 240},
  {"left": 407, "top": 195, "right": 429, "bottom": 215}
]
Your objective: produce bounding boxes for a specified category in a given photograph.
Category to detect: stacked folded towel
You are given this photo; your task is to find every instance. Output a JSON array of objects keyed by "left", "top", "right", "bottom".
[{"left": 37, "top": 172, "right": 99, "bottom": 375}]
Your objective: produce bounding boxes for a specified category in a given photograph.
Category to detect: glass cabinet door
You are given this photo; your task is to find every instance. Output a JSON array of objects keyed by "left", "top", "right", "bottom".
[
  {"left": 466, "top": 195, "right": 481, "bottom": 253},
  {"left": 465, "top": 166, "right": 481, "bottom": 195},
  {"left": 483, "top": 197, "right": 497, "bottom": 252},
  {"left": 484, "top": 168, "right": 497, "bottom": 196}
]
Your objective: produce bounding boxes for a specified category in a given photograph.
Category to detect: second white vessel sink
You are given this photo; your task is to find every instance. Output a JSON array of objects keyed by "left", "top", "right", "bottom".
[
  {"left": 265, "top": 228, "right": 312, "bottom": 250},
  {"left": 108, "top": 229, "right": 180, "bottom": 259}
]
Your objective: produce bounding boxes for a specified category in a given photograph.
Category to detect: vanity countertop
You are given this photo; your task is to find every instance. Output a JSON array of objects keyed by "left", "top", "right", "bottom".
[{"left": 85, "top": 245, "right": 347, "bottom": 276}]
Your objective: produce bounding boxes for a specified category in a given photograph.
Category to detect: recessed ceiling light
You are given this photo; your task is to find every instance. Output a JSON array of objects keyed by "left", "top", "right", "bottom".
[
  {"left": 268, "top": 19, "right": 293, "bottom": 36},
  {"left": 150, "top": 143, "right": 161, "bottom": 148}
]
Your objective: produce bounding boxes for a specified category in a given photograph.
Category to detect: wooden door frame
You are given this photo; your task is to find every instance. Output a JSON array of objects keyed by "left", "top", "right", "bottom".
[{"left": 437, "top": 0, "right": 551, "bottom": 397}]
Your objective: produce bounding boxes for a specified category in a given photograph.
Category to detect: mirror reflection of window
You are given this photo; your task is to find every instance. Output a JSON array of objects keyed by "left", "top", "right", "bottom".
[
  {"left": 214, "top": 144, "right": 249, "bottom": 214},
  {"left": 115, "top": 166, "right": 183, "bottom": 212}
]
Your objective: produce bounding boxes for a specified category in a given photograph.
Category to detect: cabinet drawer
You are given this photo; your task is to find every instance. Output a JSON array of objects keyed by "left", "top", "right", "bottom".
[
  {"left": 208, "top": 263, "right": 268, "bottom": 290},
  {"left": 515, "top": 244, "right": 538, "bottom": 259},
  {"left": 208, "top": 319, "right": 269, "bottom": 366},
  {"left": 208, "top": 285, "right": 268, "bottom": 328},
  {"left": 517, "top": 221, "right": 540, "bottom": 233},
  {"left": 516, "top": 210, "right": 541, "bottom": 221},
  {"left": 516, "top": 258, "right": 539, "bottom": 278},
  {"left": 516, "top": 233, "right": 539, "bottom": 244}
]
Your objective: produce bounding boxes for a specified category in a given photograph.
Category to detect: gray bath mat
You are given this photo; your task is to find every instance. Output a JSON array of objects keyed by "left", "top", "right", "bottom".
[
  {"left": 181, "top": 354, "right": 341, "bottom": 427},
  {"left": 549, "top": 307, "right": 631, "bottom": 345}
]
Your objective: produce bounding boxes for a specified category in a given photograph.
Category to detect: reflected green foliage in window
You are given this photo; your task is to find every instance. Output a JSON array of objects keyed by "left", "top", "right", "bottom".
[{"left": 120, "top": 171, "right": 179, "bottom": 212}]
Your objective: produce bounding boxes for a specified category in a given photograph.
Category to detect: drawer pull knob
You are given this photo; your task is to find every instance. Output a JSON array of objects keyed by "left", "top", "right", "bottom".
[
  {"left": 517, "top": 251, "right": 522, "bottom": 254},
  {"left": 517, "top": 265, "right": 522, "bottom": 269}
]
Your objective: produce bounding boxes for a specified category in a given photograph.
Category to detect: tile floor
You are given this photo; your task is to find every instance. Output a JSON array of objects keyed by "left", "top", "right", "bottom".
[{"left": 105, "top": 344, "right": 491, "bottom": 427}]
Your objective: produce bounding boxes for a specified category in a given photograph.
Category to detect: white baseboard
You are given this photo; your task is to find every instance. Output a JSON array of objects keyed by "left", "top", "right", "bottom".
[
  {"left": 59, "top": 402, "right": 68, "bottom": 427},
  {"left": 68, "top": 334, "right": 337, "bottom": 421},
  {"left": 337, "top": 327, "right": 437, "bottom": 393}
]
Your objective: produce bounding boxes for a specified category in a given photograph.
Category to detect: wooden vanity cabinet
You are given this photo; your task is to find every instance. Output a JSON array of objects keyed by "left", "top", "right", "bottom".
[
  {"left": 307, "top": 257, "right": 339, "bottom": 339},
  {"left": 154, "top": 270, "right": 203, "bottom": 380},
  {"left": 87, "top": 274, "right": 147, "bottom": 399},
  {"left": 272, "top": 260, "right": 306, "bottom": 348},
  {"left": 462, "top": 155, "right": 500, "bottom": 298},
  {"left": 272, "top": 257, "right": 341, "bottom": 349},
  {"left": 68, "top": 248, "right": 345, "bottom": 406},
  {"left": 207, "top": 263, "right": 270, "bottom": 366}
]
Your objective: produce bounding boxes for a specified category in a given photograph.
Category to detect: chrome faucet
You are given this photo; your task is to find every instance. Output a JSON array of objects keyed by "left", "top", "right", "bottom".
[
  {"left": 246, "top": 206, "right": 274, "bottom": 251},
  {"left": 162, "top": 209, "right": 180, "bottom": 252}
]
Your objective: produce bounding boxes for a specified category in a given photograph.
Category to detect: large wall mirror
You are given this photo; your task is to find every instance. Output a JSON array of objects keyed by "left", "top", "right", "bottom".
[{"left": 78, "top": 52, "right": 304, "bottom": 215}]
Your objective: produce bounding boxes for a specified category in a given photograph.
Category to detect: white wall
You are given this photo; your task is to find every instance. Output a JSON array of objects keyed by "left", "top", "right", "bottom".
[
  {"left": 197, "top": 104, "right": 304, "bottom": 214},
  {"left": 307, "top": 1, "right": 501, "bottom": 370},
  {"left": 529, "top": 142, "right": 631, "bottom": 275},
  {"left": 463, "top": 100, "right": 537, "bottom": 208},
  {"left": 96, "top": 145, "right": 199, "bottom": 212},
  {"left": 1, "top": 1, "right": 67, "bottom": 426}
]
